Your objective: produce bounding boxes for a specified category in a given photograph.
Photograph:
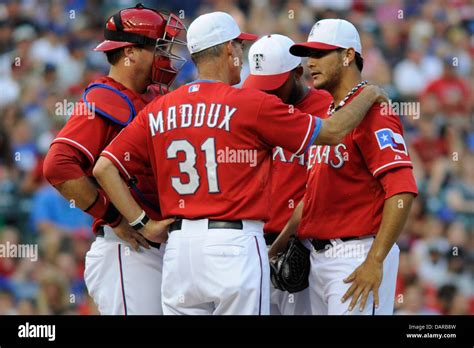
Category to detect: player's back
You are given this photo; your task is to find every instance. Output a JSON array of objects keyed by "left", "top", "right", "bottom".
[{"left": 145, "top": 80, "right": 315, "bottom": 221}]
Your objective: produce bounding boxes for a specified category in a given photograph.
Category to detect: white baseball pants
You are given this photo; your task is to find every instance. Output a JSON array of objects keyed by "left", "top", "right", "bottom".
[
  {"left": 309, "top": 237, "right": 399, "bottom": 315},
  {"left": 161, "top": 219, "right": 270, "bottom": 315},
  {"left": 270, "top": 284, "right": 312, "bottom": 315},
  {"left": 84, "top": 226, "right": 164, "bottom": 315}
]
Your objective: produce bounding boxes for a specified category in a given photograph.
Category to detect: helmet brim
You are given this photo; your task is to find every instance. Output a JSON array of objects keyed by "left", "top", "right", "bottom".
[{"left": 93, "top": 40, "right": 136, "bottom": 52}]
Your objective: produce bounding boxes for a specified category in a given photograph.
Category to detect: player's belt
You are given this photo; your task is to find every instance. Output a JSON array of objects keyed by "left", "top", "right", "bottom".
[
  {"left": 264, "top": 232, "right": 279, "bottom": 246},
  {"left": 311, "top": 235, "right": 375, "bottom": 253},
  {"left": 96, "top": 226, "right": 161, "bottom": 249},
  {"left": 168, "top": 219, "right": 243, "bottom": 232}
]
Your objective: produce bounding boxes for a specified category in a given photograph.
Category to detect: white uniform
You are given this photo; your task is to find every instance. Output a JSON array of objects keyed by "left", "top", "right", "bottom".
[
  {"left": 309, "top": 237, "right": 400, "bottom": 315},
  {"left": 161, "top": 219, "right": 270, "bottom": 315},
  {"left": 84, "top": 226, "right": 164, "bottom": 315},
  {"left": 270, "top": 283, "right": 312, "bottom": 315}
]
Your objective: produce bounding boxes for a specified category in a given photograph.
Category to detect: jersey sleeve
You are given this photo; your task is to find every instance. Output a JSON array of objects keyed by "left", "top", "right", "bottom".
[
  {"left": 378, "top": 166, "right": 418, "bottom": 199},
  {"left": 353, "top": 105, "right": 413, "bottom": 178},
  {"left": 101, "top": 108, "right": 150, "bottom": 180},
  {"left": 43, "top": 142, "right": 91, "bottom": 186},
  {"left": 52, "top": 103, "right": 117, "bottom": 165},
  {"left": 255, "top": 94, "right": 322, "bottom": 155}
]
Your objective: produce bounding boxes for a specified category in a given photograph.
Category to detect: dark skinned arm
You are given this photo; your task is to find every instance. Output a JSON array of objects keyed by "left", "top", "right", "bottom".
[{"left": 268, "top": 199, "right": 304, "bottom": 259}]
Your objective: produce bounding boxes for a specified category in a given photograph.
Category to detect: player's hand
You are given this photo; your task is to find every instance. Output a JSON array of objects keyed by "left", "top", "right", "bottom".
[
  {"left": 341, "top": 255, "right": 383, "bottom": 312},
  {"left": 268, "top": 243, "right": 284, "bottom": 260},
  {"left": 140, "top": 218, "right": 175, "bottom": 243},
  {"left": 112, "top": 217, "right": 150, "bottom": 251},
  {"left": 365, "top": 85, "right": 389, "bottom": 105}
]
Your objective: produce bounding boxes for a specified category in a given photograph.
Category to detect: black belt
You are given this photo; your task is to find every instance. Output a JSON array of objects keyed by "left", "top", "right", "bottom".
[
  {"left": 311, "top": 235, "right": 374, "bottom": 252},
  {"left": 169, "top": 219, "right": 243, "bottom": 232},
  {"left": 264, "top": 233, "right": 279, "bottom": 246},
  {"left": 96, "top": 226, "right": 161, "bottom": 249}
]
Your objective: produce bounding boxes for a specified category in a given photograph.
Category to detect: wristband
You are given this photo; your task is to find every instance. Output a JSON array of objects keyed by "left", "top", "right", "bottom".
[
  {"left": 84, "top": 191, "right": 121, "bottom": 226},
  {"left": 129, "top": 210, "right": 149, "bottom": 230}
]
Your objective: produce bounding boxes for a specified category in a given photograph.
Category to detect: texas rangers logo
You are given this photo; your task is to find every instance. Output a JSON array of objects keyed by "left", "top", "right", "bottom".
[
  {"left": 253, "top": 54, "right": 265, "bottom": 71},
  {"left": 375, "top": 128, "right": 407, "bottom": 155}
]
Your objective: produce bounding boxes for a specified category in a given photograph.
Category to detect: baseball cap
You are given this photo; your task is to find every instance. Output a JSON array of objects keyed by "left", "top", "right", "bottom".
[
  {"left": 243, "top": 34, "right": 301, "bottom": 91},
  {"left": 290, "top": 19, "right": 362, "bottom": 57},
  {"left": 187, "top": 12, "right": 258, "bottom": 54}
]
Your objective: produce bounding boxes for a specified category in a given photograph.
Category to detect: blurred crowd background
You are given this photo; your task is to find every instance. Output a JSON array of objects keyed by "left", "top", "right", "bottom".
[{"left": 0, "top": 0, "right": 472, "bottom": 315}]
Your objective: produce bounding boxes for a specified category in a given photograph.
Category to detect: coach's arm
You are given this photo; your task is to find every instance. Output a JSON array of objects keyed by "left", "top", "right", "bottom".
[
  {"left": 314, "top": 85, "right": 388, "bottom": 145},
  {"left": 93, "top": 156, "right": 174, "bottom": 244}
]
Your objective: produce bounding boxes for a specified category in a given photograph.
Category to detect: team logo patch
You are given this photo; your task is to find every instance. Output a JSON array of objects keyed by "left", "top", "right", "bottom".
[
  {"left": 253, "top": 53, "right": 264, "bottom": 71},
  {"left": 188, "top": 84, "right": 200, "bottom": 93},
  {"left": 375, "top": 128, "right": 407, "bottom": 155}
]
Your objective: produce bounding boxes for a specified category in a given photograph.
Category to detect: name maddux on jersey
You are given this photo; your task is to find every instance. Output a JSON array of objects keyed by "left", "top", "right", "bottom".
[{"left": 148, "top": 103, "right": 237, "bottom": 136}]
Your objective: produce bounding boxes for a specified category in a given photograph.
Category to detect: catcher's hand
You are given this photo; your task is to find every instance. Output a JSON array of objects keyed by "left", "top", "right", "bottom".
[
  {"left": 112, "top": 217, "right": 150, "bottom": 251},
  {"left": 270, "top": 235, "right": 311, "bottom": 293}
]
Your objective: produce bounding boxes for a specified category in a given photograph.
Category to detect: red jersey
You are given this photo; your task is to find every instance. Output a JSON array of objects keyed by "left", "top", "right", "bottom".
[
  {"left": 264, "top": 88, "right": 332, "bottom": 234},
  {"left": 52, "top": 76, "right": 147, "bottom": 174},
  {"left": 50, "top": 76, "right": 161, "bottom": 221},
  {"left": 299, "top": 87, "right": 418, "bottom": 239},
  {"left": 103, "top": 80, "right": 321, "bottom": 221}
]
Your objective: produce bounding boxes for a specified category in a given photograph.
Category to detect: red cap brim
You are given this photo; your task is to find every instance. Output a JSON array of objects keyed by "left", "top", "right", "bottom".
[
  {"left": 242, "top": 71, "right": 290, "bottom": 91},
  {"left": 290, "top": 42, "right": 340, "bottom": 57},
  {"left": 237, "top": 32, "right": 258, "bottom": 41},
  {"left": 93, "top": 40, "right": 135, "bottom": 52}
]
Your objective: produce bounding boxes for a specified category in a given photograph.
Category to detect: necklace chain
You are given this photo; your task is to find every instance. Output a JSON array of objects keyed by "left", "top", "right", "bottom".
[{"left": 327, "top": 80, "right": 368, "bottom": 115}]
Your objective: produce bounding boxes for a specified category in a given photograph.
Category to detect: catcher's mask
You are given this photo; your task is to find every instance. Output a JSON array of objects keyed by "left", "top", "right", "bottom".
[{"left": 94, "top": 3, "right": 187, "bottom": 90}]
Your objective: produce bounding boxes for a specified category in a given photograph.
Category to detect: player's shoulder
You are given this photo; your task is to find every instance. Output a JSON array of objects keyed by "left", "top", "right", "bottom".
[
  {"left": 192, "top": 81, "right": 271, "bottom": 104},
  {"left": 367, "top": 101, "right": 400, "bottom": 119},
  {"left": 358, "top": 101, "right": 404, "bottom": 132},
  {"left": 234, "top": 85, "right": 273, "bottom": 103},
  {"left": 307, "top": 88, "right": 332, "bottom": 101},
  {"left": 150, "top": 81, "right": 271, "bottom": 112},
  {"left": 201, "top": 81, "right": 269, "bottom": 102},
  {"left": 82, "top": 76, "right": 143, "bottom": 126},
  {"left": 297, "top": 88, "right": 332, "bottom": 115}
]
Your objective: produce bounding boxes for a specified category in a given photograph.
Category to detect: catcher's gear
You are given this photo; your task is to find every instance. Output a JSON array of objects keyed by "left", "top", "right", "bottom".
[
  {"left": 83, "top": 82, "right": 137, "bottom": 126},
  {"left": 270, "top": 235, "right": 310, "bottom": 293},
  {"left": 94, "top": 3, "right": 187, "bottom": 89}
]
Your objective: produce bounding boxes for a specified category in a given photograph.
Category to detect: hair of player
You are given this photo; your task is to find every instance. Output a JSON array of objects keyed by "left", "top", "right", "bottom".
[
  {"left": 105, "top": 48, "right": 124, "bottom": 65},
  {"left": 336, "top": 48, "right": 363, "bottom": 72},
  {"left": 190, "top": 42, "right": 226, "bottom": 66},
  {"left": 355, "top": 52, "right": 364, "bottom": 72}
]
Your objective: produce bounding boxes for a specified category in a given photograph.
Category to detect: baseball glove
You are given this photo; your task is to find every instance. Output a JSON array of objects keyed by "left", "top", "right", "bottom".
[{"left": 270, "top": 235, "right": 310, "bottom": 293}]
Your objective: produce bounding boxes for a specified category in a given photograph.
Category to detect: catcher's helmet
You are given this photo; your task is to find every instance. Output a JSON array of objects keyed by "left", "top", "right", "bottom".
[{"left": 94, "top": 3, "right": 187, "bottom": 88}]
